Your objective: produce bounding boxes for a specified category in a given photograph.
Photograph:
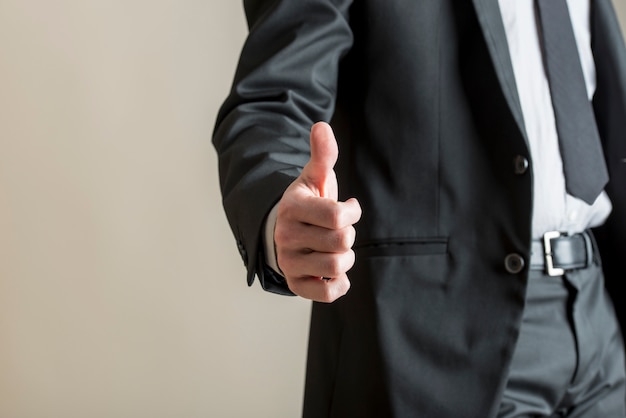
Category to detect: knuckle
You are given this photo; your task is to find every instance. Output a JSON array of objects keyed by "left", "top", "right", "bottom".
[
  {"left": 273, "top": 223, "right": 291, "bottom": 247},
  {"left": 329, "top": 231, "right": 349, "bottom": 252},
  {"left": 349, "top": 198, "right": 363, "bottom": 220},
  {"left": 347, "top": 249, "right": 356, "bottom": 268},
  {"left": 322, "top": 277, "right": 350, "bottom": 303},
  {"left": 276, "top": 200, "right": 294, "bottom": 222},
  {"left": 336, "top": 226, "right": 357, "bottom": 251},
  {"left": 325, "top": 201, "right": 344, "bottom": 229},
  {"left": 349, "top": 226, "right": 357, "bottom": 245},
  {"left": 277, "top": 190, "right": 291, "bottom": 208},
  {"left": 325, "top": 256, "right": 346, "bottom": 278},
  {"left": 277, "top": 252, "right": 297, "bottom": 276},
  {"left": 326, "top": 200, "right": 360, "bottom": 230}
]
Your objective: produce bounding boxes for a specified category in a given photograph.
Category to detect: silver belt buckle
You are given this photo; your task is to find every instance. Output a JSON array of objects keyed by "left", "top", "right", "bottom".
[{"left": 543, "top": 231, "right": 565, "bottom": 276}]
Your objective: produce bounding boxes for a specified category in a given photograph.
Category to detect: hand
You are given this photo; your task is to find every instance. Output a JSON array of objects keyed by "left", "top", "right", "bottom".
[{"left": 275, "top": 122, "right": 362, "bottom": 303}]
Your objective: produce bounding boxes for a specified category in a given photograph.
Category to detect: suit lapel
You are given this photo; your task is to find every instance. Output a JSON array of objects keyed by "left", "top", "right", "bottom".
[{"left": 471, "top": 0, "right": 527, "bottom": 141}]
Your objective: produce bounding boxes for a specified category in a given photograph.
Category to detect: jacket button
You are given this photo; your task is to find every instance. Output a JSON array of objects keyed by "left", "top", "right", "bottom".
[
  {"left": 513, "top": 155, "right": 529, "bottom": 175},
  {"left": 504, "top": 253, "right": 525, "bottom": 274}
]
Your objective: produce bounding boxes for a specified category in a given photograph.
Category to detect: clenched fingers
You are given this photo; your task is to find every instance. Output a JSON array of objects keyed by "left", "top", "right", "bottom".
[{"left": 284, "top": 273, "right": 352, "bottom": 303}]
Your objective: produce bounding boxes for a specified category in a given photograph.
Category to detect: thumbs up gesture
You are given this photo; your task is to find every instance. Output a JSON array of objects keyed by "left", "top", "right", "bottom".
[{"left": 275, "top": 122, "right": 362, "bottom": 302}]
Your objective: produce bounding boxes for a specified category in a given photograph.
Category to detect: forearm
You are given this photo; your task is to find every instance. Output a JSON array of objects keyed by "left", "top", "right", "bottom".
[{"left": 212, "top": 0, "right": 354, "bottom": 290}]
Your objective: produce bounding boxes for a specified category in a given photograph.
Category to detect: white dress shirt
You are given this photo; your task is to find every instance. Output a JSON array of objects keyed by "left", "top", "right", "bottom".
[
  {"left": 499, "top": 0, "right": 611, "bottom": 239},
  {"left": 264, "top": 1, "right": 613, "bottom": 272}
]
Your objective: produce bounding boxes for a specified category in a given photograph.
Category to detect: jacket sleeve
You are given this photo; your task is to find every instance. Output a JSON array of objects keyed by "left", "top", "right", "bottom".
[
  {"left": 212, "top": 0, "right": 354, "bottom": 294},
  {"left": 591, "top": 0, "right": 626, "bottom": 336}
]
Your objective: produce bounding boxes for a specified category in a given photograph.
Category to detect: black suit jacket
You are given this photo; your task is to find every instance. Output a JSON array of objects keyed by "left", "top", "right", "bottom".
[{"left": 213, "top": 0, "right": 626, "bottom": 416}]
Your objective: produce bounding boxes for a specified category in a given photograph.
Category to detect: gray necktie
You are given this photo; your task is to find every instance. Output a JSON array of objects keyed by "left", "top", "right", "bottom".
[{"left": 535, "top": 0, "right": 609, "bottom": 204}]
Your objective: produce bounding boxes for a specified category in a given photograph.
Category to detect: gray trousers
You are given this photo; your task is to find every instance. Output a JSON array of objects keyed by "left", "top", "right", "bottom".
[{"left": 498, "top": 261, "right": 626, "bottom": 417}]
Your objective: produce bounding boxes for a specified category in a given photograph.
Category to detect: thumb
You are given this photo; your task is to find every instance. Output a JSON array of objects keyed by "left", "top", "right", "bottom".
[{"left": 302, "top": 122, "right": 339, "bottom": 199}]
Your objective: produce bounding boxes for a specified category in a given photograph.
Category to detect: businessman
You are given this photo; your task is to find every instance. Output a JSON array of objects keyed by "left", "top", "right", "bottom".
[{"left": 213, "top": 0, "right": 626, "bottom": 416}]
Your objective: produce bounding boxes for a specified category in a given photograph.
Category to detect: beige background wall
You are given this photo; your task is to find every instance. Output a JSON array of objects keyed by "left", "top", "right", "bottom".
[{"left": 0, "top": 2, "right": 624, "bottom": 417}]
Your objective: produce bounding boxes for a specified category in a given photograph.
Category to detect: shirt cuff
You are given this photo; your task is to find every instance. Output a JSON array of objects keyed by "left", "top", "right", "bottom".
[{"left": 262, "top": 202, "right": 283, "bottom": 276}]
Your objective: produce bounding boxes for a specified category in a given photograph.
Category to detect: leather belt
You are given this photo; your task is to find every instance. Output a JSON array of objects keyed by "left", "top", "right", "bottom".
[{"left": 530, "top": 230, "right": 594, "bottom": 276}]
